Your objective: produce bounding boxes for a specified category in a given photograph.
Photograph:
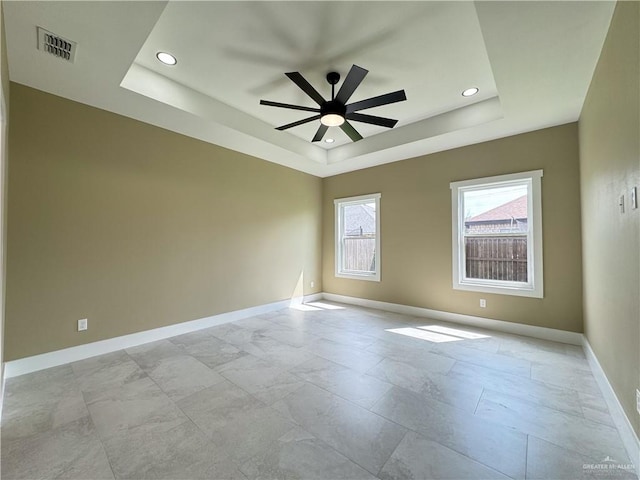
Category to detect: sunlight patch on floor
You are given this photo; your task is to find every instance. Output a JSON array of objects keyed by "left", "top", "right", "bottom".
[
  {"left": 386, "top": 327, "right": 462, "bottom": 343},
  {"left": 306, "top": 302, "right": 345, "bottom": 310},
  {"left": 418, "top": 325, "right": 490, "bottom": 340},
  {"left": 290, "top": 304, "right": 322, "bottom": 311},
  {"left": 386, "top": 325, "right": 491, "bottom": 343},
  {"left": 290, "top": 302, "right": 347, "bottom": 311}
]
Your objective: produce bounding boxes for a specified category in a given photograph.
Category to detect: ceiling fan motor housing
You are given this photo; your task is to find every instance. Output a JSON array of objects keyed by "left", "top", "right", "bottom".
[
  {"left": 320, "top": 99, "right": 347, "bottom": 126},
  {"left": 321, "top": 100, "right": 346, "bottom": 118}
]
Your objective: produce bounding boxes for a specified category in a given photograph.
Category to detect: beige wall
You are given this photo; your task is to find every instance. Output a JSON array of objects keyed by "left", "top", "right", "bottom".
[
  {"left": 579, "top": 1, "right": 640, "bottom": 438},
  {"left": 5, "top": 83, "right": 322, "bottom": 361},
  {"left": 0, "top": 0, "right": 9, "bottom": 392},
  {"left": 323, "top": 123, "right": 583, "bottom": 333},
  {"left": 0, "top": 1, "right": 7, "bottom": 103}
]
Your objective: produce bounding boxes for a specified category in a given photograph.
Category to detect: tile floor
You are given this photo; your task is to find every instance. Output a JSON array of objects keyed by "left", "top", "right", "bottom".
[{"left": 1, "top": 302, "right": 637, "bottom": 479}]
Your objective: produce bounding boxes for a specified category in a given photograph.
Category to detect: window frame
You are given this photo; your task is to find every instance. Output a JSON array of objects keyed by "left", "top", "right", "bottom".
[
  {"left": 334, "top": 193, "right": 381, "bottom": 282},
  {"left": 450, "top": 170, "right": 544, "bottom": 298}
]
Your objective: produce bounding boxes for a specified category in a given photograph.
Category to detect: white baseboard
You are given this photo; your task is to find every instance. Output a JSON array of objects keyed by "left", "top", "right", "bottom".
[
  {"left": 0, "top": 362, "right": 5, "bottom": 418},
  {"left": 4, "top": 293, "right": 322, "bottom": 379},
  {"left": 582, "top": 338, "right": 640, "bottom": 475},
  {"left": 300, "top": 293, "right": 323, "bottom": 303},
  {"left": 322, "top": 292, "right": 583, "bottom": 345}
]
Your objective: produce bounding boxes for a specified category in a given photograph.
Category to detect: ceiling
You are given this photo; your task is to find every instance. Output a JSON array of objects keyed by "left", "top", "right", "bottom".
[{"left": 4, "top": 1, "right": 615, "bottom": 177}]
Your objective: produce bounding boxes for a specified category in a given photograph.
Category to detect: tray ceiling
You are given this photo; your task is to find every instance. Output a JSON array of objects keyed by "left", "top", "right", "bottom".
[{"left": 4, "top": 1, "right": 615, "bottom": 177}]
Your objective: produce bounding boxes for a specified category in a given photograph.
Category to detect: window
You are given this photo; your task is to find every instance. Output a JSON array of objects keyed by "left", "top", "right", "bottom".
[
  {"left": 334, "top": 193, "right": 381, "bottom": 281},
  {"left": 450, "top": 170, "right": 543, "bottom": 298}
]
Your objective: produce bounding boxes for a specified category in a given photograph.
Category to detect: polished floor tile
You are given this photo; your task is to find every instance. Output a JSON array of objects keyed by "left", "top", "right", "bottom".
[
  {"left": 579, "top": 391, "right": 617, "bottom": 428},
  {"left": 305, "top": 337, "right": 384, "bottom": 373},
  {"left": 1, "top": 301, "right": 636, "bottom": 480},
  {"left": 71, "top": 350, "right": 147, "bottom": 395},
  {"left": 272, "top": 383, "right": 407, "bottom": 475},
  {"left": 170, "top": 331, "right": 248, "bottom": 369},
  {"left": 1, "top": 365, "right": 88, "bottom": 442},
  {"left": 526, "top": 435, "right": 638, "bottom": 480},
  {"left": 84, "top": 376, "right": 188, "bottom": 440},
  {"left": 290, "top": 356, "right": 392, "bottom": 409},
  {"left": 432, "top": 341, "right": 533, "bottom": 377},
  {"left": 126, "top": 339, "right": 185, "bottom": 370},
  {"left": 102, "top": 419, "right": 244, "bottom": 479},
  {"left": 127, "top": 338, "right": 226, "bottom": 400},
  {"left": 177, "top": 380, "right": 295, "bottom": 464},
  {"left": 240, "top": 427, "right": 376, "bottom": 480},
  {"left": 314, "top": 325, "right": 379, "bottom": 349},
  {"left": 261, "top": 324, "right": 322, "bottom": 348},
  {"left": 379, "top": 430, "right": 510, "bottom": 480},
  {"left": 1, "top": 416, "right": 114, "bottom": 480},
  {"left": 371, "top": 385, "right": 527, "bottom": 479},
  {"left": 449, "top": 360, "right": 585, "bottom": 416},
  {"left": 475, "top": 389, "right": 630, "bottom": 462},
  {"left": 209, "top": 323, "right": 259, "bottom": 346},
  {"left": 239, "top": 334, "right": 317, "bottom": 370},
  {"left": 367, "top": 357, "right": 483, "bottom": 412},
  {"left": 498, "top": 337, "right": 590, "bottom": 370},
  {"left": 218, "top": 354, "right": 305, "bottom": 405},
  {"left": 531, "top": 362, "right": 602, "bottom": 395},
  {"left": 145, "top": 354, "right": 226, "bottom": 401},
  {"left": 365, "top": 339, "right": 456, "bottom": 373}
]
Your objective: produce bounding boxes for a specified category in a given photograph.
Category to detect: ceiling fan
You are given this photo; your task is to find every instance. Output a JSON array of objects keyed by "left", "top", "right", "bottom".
[{"left": 260, "top": 65, "right": 407, "bottom": 143}]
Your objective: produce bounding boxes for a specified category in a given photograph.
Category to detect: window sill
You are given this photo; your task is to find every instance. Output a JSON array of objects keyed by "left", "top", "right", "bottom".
[
  {"left": 454, "top": 281, "right": 543, "bottom": 298},
  {"left": 336, "top": 271, "right": 380, "bottom": 282}
]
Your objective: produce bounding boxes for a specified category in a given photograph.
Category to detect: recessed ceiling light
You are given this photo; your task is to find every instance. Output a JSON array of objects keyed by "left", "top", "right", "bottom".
[
  {"left": 325, "top": 138, "right": 335, "bottom": 143},
  {"left": 156, "top": 52, "right": 177, "bottom": 66},
  {"left": 462, "top": 87, "right": 479, "bottom": 97}
]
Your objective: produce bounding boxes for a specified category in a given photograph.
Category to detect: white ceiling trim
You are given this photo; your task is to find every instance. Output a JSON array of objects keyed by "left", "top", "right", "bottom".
[
  {"left": 327, "top": 96, "right": 503, "bottom": 164},
  {"left": 121, "top": 63, "right": 327, "bottom": 165}
]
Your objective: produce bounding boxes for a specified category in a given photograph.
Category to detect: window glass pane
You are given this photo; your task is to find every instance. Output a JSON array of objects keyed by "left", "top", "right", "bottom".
[
  {"left": 343, "top": 202, "right": 376, "bottom": 236},
  {"left": 463, "top": 184, "right": 528, "bottom": 282},
  {"left": 464, "top": 236, "right": 528, "bottom": 282},
  {"left": 463, "top": 185, "right": 528, "bottom": 235},
  {"left": 342, "top": 202, "right": 376, "bottom": 272}
]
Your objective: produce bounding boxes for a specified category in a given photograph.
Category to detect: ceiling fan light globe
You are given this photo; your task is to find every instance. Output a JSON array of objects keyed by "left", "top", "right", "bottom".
[{"left": 321, "top": 114, "right": 345, "bottom": 127}]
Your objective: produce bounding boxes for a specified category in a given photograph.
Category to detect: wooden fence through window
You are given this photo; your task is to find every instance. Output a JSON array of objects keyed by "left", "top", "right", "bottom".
[
  {"left": 343, "top": 236, "right": 376, "bottom": 272},
  {"left": 465, "top": 235, "right": 527, "bottom": 282}
]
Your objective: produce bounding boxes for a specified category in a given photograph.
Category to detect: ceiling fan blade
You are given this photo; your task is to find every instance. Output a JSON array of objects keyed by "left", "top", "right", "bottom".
[
  {"left": 346, "top": 112, "right": 398, "bottom": 128},
  {"left": 260, "top": 100, "right": 320, "bottom": 113},
  {"left": 285, "top": 72, "right": 326, "bottom": 106},
  {"left": 312, "top": 125, "right": 329, "bottom": 142},
  {"left": 340, "top": 121, "right": 363, "bottom": 142},
  {"left": 275, "top": 115, "right": 321, "bottom": 131},
  {"left": 335, "top": 64, "right": 368, "bottom": 104},
  {"left": 346, "top": 90, "right": 407, "bottom": 113}
]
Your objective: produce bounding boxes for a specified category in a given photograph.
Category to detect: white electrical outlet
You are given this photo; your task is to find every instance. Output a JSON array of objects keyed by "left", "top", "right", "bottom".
[
  {"left": 310, "top": 281, "right": 315, "bottom": 288},
  {"left": 78, "top": 318, "right": 88, "bottom": 331},
  {"left": 631, "top": 187, "right": 638, "bottom": 210},
  {"left": 636, "top": 389, "right": 640, "bottom": 415},
  {"left": 480, "top": 299, "right": 486, "bottom": 308}
]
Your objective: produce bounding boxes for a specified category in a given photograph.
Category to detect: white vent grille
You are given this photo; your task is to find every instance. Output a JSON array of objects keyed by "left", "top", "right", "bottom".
[{"left": 37, "top": 27, "right": 77, "bottom": 63}]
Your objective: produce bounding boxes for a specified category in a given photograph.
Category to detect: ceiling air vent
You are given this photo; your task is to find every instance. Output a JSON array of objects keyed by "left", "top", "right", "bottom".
[{"left": 37, "top": 27, "right": 77, "bottom": 63}]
